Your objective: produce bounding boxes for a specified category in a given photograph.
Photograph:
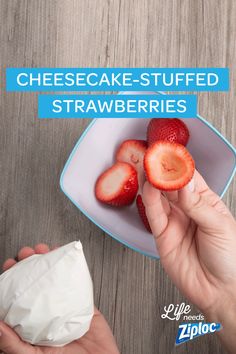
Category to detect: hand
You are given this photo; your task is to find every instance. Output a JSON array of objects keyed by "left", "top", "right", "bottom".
[
  {"left": 0, "top": 245, "right": 120, "bottom": 354},
  {"left": 143, "top": 170, "right": 236, "bottom": 353}
]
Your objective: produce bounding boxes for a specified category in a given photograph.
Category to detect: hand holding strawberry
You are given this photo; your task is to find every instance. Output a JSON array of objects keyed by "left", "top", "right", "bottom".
[
  {"left": 95, "top": 118, "right": 192, "bottom": 233},
  {"left": 142, "top": 171, "right": 236, "bottom": 354}
]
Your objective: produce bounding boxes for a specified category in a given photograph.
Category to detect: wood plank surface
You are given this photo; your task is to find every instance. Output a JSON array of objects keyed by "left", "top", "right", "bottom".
[{"left": 0, "top": 1, "right": 235, "bottom": 353}]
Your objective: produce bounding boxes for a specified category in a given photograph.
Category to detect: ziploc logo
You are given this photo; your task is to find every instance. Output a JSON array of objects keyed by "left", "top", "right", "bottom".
[{"left": 176, "top": 322, "right": 221, "bottom": 345}]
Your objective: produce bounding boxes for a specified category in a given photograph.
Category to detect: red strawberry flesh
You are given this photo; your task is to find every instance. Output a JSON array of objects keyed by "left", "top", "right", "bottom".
[
  {"left": 95, "top": 162, "right": 138, "bottom": 207},
  {"left": 144, "top": 141, "right": 195, "bottom": 191}
]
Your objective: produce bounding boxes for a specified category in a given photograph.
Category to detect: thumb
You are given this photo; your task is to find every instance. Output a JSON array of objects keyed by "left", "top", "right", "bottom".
[
  {"left": 0, "top": 321, "right": 33, "bottom": 354},
  {"left": 178, "top": 182, "right": 225, "bottom": 231}
]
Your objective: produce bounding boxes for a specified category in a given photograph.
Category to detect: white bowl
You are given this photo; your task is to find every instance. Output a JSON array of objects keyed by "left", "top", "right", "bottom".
[{"left": 60, "top": 92, "right": 236, "bottom": 259}]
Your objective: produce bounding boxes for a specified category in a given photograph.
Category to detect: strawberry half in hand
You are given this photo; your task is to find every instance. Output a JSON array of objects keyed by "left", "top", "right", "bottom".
[
  {"left": 144, "top": 141, "right": 195, "bottom": 191},
  {"left": 95, "top": 162, "right": 138, "bottom": 207},
  {"left": 147, "top": 118, "right": 189, "bottom": 146},
  {"left": 116, "top": 139, "right": 147, "bottom": 189}
]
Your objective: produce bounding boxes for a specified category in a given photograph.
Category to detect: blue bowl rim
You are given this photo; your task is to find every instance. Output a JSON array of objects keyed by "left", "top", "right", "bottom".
[{"left": 60, "top": 93, "right": 236, "bottom": 260}]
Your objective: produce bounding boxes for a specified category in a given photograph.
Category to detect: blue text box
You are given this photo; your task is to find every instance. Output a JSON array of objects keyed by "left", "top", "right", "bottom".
[
  {"left": 38, "top": 94, "right": 197, "bottom": 118},
  {"left": 7, "top": 68, "right": 229, "bottom": 92}
]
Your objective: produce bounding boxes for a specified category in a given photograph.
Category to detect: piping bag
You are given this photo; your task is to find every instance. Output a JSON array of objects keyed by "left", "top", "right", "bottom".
[{"left": 0, "top": 241, "right": 94, "bottom": 346}]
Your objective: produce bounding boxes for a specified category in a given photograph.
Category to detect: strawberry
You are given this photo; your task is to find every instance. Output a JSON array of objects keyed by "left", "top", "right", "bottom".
[
  {"left": 144, "top": 141, "right": 195, "bottom": 191},
  {"left": 116, "top": 139, "right": 147, "bottom": 189},
  {"left": 136, "top": 194, "right": 152, "bottom": 233},
  {"left": 95, "top": 162, "right": 138, "bottom": 207},
  {"left": 147, "top": 118, "right": 189, "bottom": 146}
]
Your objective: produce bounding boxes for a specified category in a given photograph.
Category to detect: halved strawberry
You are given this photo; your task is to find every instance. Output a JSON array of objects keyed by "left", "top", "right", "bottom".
[
  {"left": 144, "top": 141, "right": 195, "bottom": 191},
  {"left": 147, "top": 118, "right": 189, "bottom": 146},
  {"left": 116, "top": 139, "right": 147, "bottom": 189},
  {"left": 95, "top": 162, "right": 138, "bottom": 207},
  {"left": 136, "top": 194, "right": 152, "bottom": 233}
]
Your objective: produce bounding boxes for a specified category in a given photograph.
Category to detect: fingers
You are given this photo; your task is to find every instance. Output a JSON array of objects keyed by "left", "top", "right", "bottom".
[
  {"left": 191, "top": 170, "right": 208, "bottom": 192},
  {"left": 164, "top": 190, "right": 178, "bottom": 203},
  {"left": 0, "top": 321, "right": 33, "bottom": 354},
  {"left": 178, "top": 183, "right": 226, "bottom": 230},
  {"left": 17, "top": 247, "right": 35, "bottom": 261},
  {"left": 34, "top": 243, "right": 50, "bottom": 254},
  {"left": 2, "top": 244, "right": 51, "bottom": 272},
  {"left": 17, "top": 244, "right": 51, "bottom": 260},
  {"left": 192, "top": 171, "right": 231, "bottom": 216},
  {"left": 2, "top": 259, "right": 17, "bottom": 272},
  {"left": 177, "top": 170, "right": 231, "bottom": 228},
  {"left": 143, "top": 181, "right": 168, "bottom": 238},
  {"left": 164, "top": 170, "right": 207, "bottom": 203}
]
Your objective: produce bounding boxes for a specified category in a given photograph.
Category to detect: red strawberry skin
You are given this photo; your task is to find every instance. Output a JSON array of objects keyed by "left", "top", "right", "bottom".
[
  {"left": 136, "top": 194, "right": 152, "bottom": 233},
  {"left": 144, "top": 141, "right": 195, "bottom": 191},
  {"left": 147, "top": 118, "right": 189, "bottom": 146},
  {"left": 95, "top": 162, "right": 138, "bottom": 207}
]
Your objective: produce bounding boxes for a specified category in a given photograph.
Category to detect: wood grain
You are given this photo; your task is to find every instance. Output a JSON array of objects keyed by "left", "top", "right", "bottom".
[{"left": 0, "top": 1, "right": 235, "bottom": 353}]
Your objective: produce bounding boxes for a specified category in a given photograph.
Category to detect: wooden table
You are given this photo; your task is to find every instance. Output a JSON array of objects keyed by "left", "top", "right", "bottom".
[{"left": 0, "top": 1, "right": 235, "bottom": 353}]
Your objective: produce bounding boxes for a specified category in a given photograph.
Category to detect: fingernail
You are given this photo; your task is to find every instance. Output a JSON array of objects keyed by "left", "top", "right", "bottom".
[{"left": 188, "top": 179, "right": 195, "bottom": 192}]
